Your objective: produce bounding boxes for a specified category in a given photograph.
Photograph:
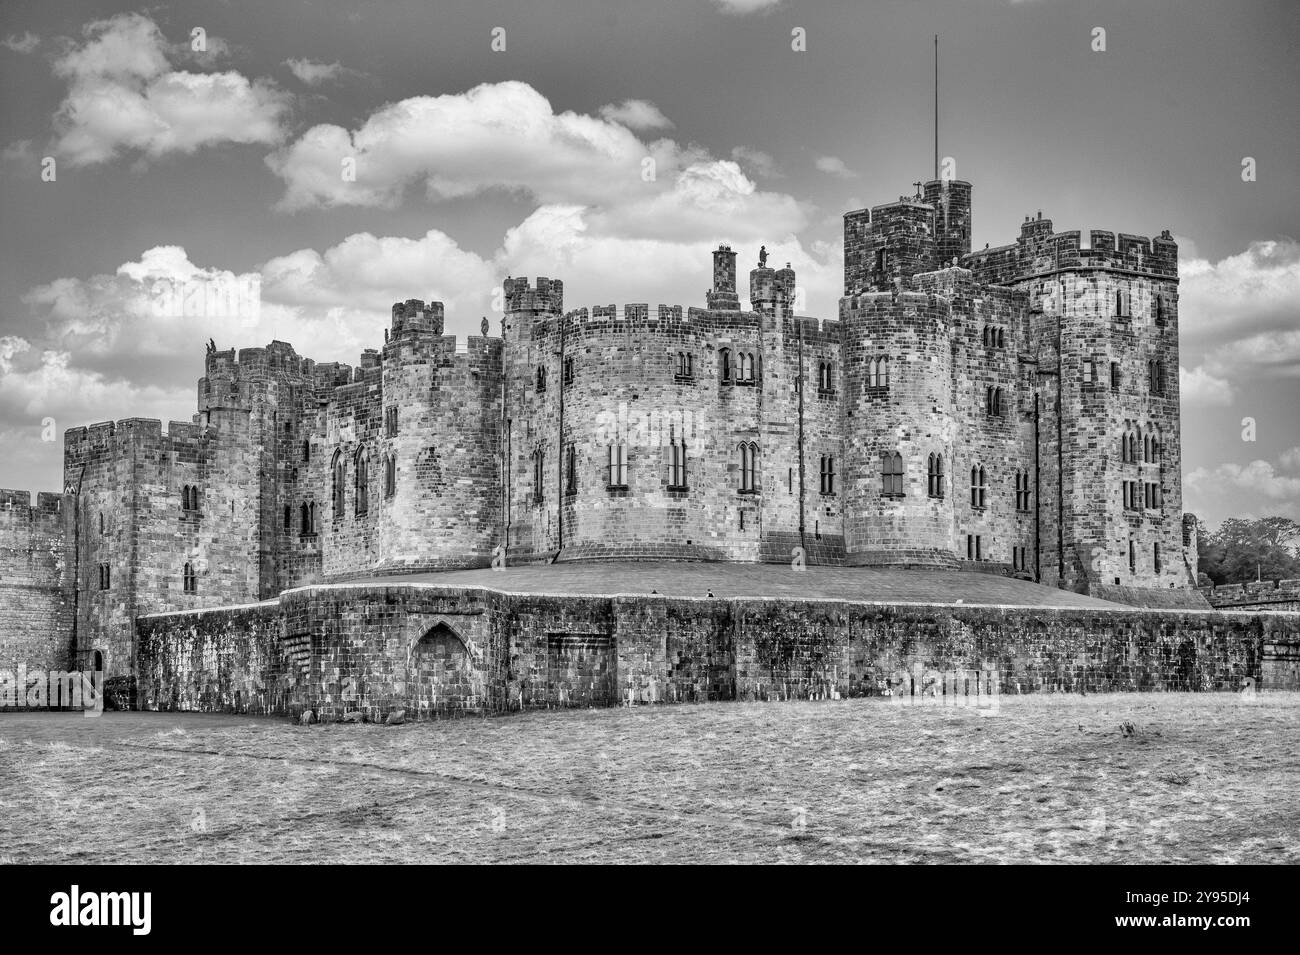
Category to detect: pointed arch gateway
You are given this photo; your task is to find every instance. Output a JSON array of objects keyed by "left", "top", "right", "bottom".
[{"left": 408, "top": 619, "right": 487, "bottom": 717}]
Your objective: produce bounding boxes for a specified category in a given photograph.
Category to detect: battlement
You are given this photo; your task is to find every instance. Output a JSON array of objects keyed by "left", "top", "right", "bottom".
[
  {"left": 966, "top": 213, "right": 1178, "bottom": 284},
  {"left": 0, "top": 489, "right": 62, "bottom": 514},
  {"left": 505, "top": 276, "right": 564, "bottom": 315},
  {"left": 389, "top": 298, "right": 445, "bottom": 339}
]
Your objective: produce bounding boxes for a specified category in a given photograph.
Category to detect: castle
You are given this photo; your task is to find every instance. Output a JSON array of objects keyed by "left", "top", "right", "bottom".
[{"left": 2, "top": 176, "right": 1218, "bottom": 705}]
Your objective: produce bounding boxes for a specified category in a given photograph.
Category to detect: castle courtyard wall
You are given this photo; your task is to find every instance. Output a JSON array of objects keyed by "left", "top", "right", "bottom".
[{"left": 135, "top": 584, "right": 1299, "bottom": 721}]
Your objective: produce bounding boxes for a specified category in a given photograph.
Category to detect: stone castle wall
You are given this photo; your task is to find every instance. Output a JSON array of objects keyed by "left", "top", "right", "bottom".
[
  {"left": 0, "top": 490, "right": 71, "bottom": 677},
  {"left": 135, "top": 583, "right": 1300, "bottom": 720}
]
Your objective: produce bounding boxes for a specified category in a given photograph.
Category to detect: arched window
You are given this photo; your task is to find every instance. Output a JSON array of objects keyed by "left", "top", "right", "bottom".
[
  {"left": 532, "top": 446, "right": 545, "bottom": 503},
  {"left": 738, "top": 352, "right": 755, "bottom": 382},
  {"left": 881, "top": 451, "right": 904, "bottom": 497},
  {"left": 384, "top": 454, "right": 396, "bottom": 498},
  {"left": 927, "top": 453, "right": 944, "bottom": 499},
  {"left": 997, "top": 328, "right": 1005, "bottom": 348},
  {"left": 354, "top": 448, "right": 369, "bottom": 516},
  {"left": 868, "top": 356, "right": 891, "bottom": 389},
  {"left": 986, "top": 386, "right": 1005, "bottom": 417},
  {"left": 669, "top": 438, "right": 688, "bottom": 489},
  {"left": 608, "top": 442, "right": 628, "bottom": 488},
  {"left": 536, "top": 365, "right": 547, "bottom": 392},
  {"left": 739, "top": 442, "right": 760, "bottom": 492},
  {"left": 98, "top": 511, "right": 104, "bottom": 535},
  {"left": 970, "top": 465, "right": 987, "bottom": 508},
  {"left": 183, "top": 562, "right": 196, "bottom": 594},
  {"left": 1014, "top": 470, "right": 1031, "bottom": 511},
  {"left": 719, "top": 347, "right": 732, "bottom": 383},
  {"left": 331, "top": 450, "right": 345, "bottom": 518},
  {"left": 302, "top": 439, "right": 311, "bottom": 463},
  {"left": 818, "top": 361, "right": 833, "bottom": 392},
  {"left": 300, "top": 502, "right": 311, "bottom": 535},
  {"left": 676, "top": 352, "right": 693, "bottom": 379}
]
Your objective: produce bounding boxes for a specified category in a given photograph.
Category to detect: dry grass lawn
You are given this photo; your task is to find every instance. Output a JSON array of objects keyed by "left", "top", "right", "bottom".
[{"left": 1, "top": 693, "right": 1296, "bottom": 864}]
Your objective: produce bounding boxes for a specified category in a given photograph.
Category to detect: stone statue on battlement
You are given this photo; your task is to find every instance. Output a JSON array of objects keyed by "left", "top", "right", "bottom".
[
  {"left": 758, "top": 245, "right": 768, "bottom": 269},
  {"left": 481, "top": 316, "right": 489, "bottom": 337}
]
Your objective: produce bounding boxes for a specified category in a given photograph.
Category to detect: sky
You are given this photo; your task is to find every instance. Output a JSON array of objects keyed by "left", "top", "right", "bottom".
[{"left": 0, "top": 0, "right": 1296, "bottom": 529}]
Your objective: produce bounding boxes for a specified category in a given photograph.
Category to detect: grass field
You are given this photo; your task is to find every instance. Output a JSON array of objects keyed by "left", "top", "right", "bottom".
[{"left": 2, "top": 693, "right": 1297, "bottom": 864}]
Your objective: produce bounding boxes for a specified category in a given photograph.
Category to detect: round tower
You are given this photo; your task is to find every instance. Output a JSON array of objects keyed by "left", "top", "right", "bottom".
[{"left": 840, "top": 288, "right": 956, "bottom": 566}]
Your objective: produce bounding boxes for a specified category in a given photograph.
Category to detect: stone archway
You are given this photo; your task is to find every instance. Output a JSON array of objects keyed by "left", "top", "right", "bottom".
[{"left": 409, "top": 621, "right": 486, "bottom": 716}]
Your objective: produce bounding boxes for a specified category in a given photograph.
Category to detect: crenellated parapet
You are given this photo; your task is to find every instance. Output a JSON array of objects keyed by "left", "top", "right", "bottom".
[{"left": 965, "top": 213, "right": 1178, "bottom": 285}]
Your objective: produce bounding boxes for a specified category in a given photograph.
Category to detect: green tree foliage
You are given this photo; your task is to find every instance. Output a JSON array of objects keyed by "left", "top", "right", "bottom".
[{"left": 1198, "top": 516, "right": 1300, "bottom": 584}]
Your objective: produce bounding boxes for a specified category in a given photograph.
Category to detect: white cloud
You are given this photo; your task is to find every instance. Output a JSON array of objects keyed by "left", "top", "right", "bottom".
[
  {"left": 1186, "top": 457, "right": 1300, "bottom": 522},
  {"left": 265, "top": 80, "right": 810, "bottom": 245},
  {"left": 598, "top": 99, "right": 673, "bottom": 131},
  {"left": 1280, "top": 447, "right": 1300, "bottom": 472},
  {"left": 49, "top": 13, "right": 289, "bottom": 166},
  {"left": 1179, "top": 365, "right": 1235, "bottom": 408},
  {"left": 710, "top": 0, "right": 783, "bottom": 14},
  {"left": 2, "top": 31, "right": 40, "bottom": 54},
  {"left": 284, "top": 58, "right": 351, "bottom": 86},
  {"left": 730, "top": 146, "right": 780, "bottom": 179},
  {"left": 1180, "top": 239, "right": 1300, "bottom": 347},
  {"left": 815, "top": 155, "right": 856, "bottom": 179}
]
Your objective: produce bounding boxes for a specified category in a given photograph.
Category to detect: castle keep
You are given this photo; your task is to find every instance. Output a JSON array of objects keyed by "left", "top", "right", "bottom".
[{"left": 9, "top": 177, "right": 1291, "bottom": 716}]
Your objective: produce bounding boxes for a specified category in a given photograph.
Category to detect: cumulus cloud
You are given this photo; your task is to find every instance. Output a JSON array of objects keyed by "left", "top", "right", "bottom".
[
  {"left": 815, "top": 156, "right": 856, "bottom": 179},
  {"left": 2, "top": 31, "right": 40, "bottom": 54},
  {"left": 598, "top": 99, "right": 673, "bottom": 131},
  {"left": 1185, "top": 456, "right": 1300, "bottom": 522},
  {"left": 284, "top": 58, "right": 353, "bottom": 86},
  {"left": 1179, "top": 365, "right": 1235, "bottom": 408},
  {"left": 1179, "top": 239, "right": 1300, "bottom": 349},
  {"left": 265, "top": 80, "right": 810, "bottom": 247},
  {"left": 49, "top": 12, "right": 289, "bottom": 166},
  {"left": 730, "top": 146, "right": 780, "bottom": 179}
]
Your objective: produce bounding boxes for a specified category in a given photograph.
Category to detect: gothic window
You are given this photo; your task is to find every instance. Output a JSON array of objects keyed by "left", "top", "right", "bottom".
[
  {"left": 385, "top": 406, "right": 398, "bottom": 437},
  {"left": 384, "top": 454, "right": 396, "bottom": 498},
  {"left": 1110, "top": 362, "right": 1121, "bottom": 391},
  {"left": 719, "top": 347, "right": 732, "bottom": 383},
  {"left": 927, "top": 453, "right": 944, "bottom": 499},
  {"left": 676, "top": 352, "right": 693, "bottom": 379},
  {"left": 818, "top": 361, "right": 834, "bottom": 393},
  {"left": 881, "top": 451, "right": 904, "bottom": 498},
  {"left": 608, "top": 442, "right": 628, "bottom": 488},
  {"left": 868, "top": 356, "right": 891, "bottom": 389},
  {"left": 183, "top": 562, "right": 197, "bottom": 594},
  {"left": 331, "top": 450, "right": 345, "bottom": 518},
  {"left": 739, "top": 442, "right": 760, "bottom": 493},
  {"left": 669, "top": 438, "right": 688, "bottom": 489},
  {"left": 1014, "top": 470, "right": 1031, "bottom": 511},
  {"left": 986, "top": 386, "right": 1005, "bottom": 417},
  {"left": 737, "top": 352, "right": 755, "bottom": 383},
  {"left": 970, "top": 465, "right": 987, "bottom": 509},
  {"left": 563, "top": 356, "right": 574, "bottom": 386},
  {"left": 997, "top": 328, "right": 1006, "bottom": 348},
  {"left": 354, "top": 448, "right": 369, "bottom": 517},
  {"left": 536, "top": 365, "right": 547, "bottom": 392},
  {"left": 819, "top": 455, "right": 836, "bottom": 495}
]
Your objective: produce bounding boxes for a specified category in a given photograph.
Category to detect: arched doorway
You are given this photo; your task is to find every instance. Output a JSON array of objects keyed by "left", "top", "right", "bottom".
[{"left": 410, "top": 622, "right": 484, "bottom": 716}]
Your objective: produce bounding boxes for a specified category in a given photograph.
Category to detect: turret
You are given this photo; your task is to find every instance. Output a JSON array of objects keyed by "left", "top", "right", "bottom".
[
  {"left": 922, "top": 178, "right": 972, "bottom": 266},
  {"left": 706, "top": 245, "right": 740, "bottom": 311}
]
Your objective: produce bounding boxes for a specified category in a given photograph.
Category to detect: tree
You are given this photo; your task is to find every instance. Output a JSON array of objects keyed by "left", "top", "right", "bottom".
[{"left": 1198, "top": 516, "right": 1300, "bottom": 585}]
